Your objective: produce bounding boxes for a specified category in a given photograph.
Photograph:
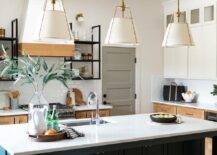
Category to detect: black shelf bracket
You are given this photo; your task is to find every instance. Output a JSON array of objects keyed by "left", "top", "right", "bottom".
[{"left": 0, "top": 18, "right": 18, "bottom": 82}]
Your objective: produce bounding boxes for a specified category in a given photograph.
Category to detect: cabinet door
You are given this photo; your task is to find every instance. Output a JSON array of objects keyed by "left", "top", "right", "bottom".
[
  {"left": 164, "top": 47, "right": 189, "bottom": 78},
  {"left": 189, "top": 25, "right": 216, "bottom": 79},
  {"left": 75, "top": 111, "right": 87, "bottom": 119},
  {"left": 0, "top": 117, "right": 14, "bottom": 125},
  {"left": 153, "top": 103, "right": 177, "bottom": 115},
  {"left": 86, "top": 111, "right": 96, "bottom": 118},
  {"left": 99, "top": 110, "right": 110, "bottom": 117},
  {"left": 14, "top": 115, "right": 28, "bottom": 124},
  {"left": 176, "top": 107, "right": 205, "bottom": 119}
]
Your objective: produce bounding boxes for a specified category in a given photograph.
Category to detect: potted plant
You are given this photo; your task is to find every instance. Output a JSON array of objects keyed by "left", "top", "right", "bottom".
[
  {"left": 211, "top": 84, "right": 217, "bottom": 95},
  {"left": 0, "top": 46, "right": 77, "bottom": 135}
]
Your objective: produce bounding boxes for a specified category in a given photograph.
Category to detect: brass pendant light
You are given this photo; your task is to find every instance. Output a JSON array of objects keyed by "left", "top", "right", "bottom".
[
  {"left": 39, "top": 0, "right": 73, "bottom": 40},
  {"left": 162, "top": 0, "right": 194, "bottom": 47},
  {"left": 105, "top": 0, "right": 138, "bottom": 45}
]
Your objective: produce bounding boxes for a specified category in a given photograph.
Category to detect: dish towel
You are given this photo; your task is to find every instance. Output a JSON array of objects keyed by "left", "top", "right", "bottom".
[{"left": 63, "top": 128, "right": 85, "bottom": 139}]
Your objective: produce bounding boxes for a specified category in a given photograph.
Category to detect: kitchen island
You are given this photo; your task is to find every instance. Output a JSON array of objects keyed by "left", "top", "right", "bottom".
[{"left": 1, "top": 114, "right": 217, "bottom": 155}]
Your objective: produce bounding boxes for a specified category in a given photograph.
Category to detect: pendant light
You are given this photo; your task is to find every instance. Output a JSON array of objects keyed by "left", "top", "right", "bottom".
[
  {"left": 162, "top": 0, "right": 194, "bottom": 47},
  {"left": 105, "top": 0, "right": 138, "bottom": 45},
  {"left": 39, "top": 0, "right": 73, "bottom": 41}
]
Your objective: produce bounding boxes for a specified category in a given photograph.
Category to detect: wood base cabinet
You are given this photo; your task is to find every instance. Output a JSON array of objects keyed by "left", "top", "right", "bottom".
[
  {"left": 153, "top": 103, "right": 177, "bottom": 115},
  {"left": 177, "top": 107, "right": 205, "bottom": 119},
  {"left": 75, "top": 110, "right": 111, "bottom": 119},
  {"left": 0, "top": 115, "right": 28, "bottom": 125},
  {"left": 153, "top": 103, "right": 205, "bottom": 119}
]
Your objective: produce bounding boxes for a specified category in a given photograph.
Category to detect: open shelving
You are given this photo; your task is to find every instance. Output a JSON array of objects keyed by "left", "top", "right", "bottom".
[
  {"left": 64, "top": 25, "right": 101, "bottom": 80},
  {"left": 0, "top": 19, "right": 18, "bottom": 81}
]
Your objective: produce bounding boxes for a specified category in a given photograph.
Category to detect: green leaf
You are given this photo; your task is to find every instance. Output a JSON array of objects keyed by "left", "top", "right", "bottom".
[
  {"left": 42, "top": 58, "right": 48, "bottom": 71},
  {"left": 43, "top": 73, "right": 57, "bottom": 85},
  {"left": 48, "top": 64, "right": 55, "bottom": 73}
]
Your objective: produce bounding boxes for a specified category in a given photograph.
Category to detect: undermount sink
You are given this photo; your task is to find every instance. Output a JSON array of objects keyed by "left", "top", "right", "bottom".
[{"left": 62, "top": 120, "right": 109, "bottom": 127}]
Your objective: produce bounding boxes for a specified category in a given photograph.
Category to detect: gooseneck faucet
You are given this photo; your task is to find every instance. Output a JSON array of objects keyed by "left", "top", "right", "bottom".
[{"left": 87, "top": 92, "right": 100, "bottom": 125}]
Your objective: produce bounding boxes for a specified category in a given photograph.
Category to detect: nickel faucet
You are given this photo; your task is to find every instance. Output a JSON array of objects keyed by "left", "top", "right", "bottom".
[{"left": 87, "top": 92, "right": 100, "bottom": 125}]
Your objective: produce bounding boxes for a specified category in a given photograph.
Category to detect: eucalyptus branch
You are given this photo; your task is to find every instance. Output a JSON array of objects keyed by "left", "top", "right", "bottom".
[{"left": 0, "top": 46, "right": 77, "bottom": 89}]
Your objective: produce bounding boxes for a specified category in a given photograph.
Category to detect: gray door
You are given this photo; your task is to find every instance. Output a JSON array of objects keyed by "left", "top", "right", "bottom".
[{"left": 102, "top": 46, "right": 136, "bottom": 115}]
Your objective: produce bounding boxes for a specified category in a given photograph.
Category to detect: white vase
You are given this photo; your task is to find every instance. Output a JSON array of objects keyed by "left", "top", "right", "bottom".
[{"left": 28, "top": 90, "right": 48, "bottom": 135}]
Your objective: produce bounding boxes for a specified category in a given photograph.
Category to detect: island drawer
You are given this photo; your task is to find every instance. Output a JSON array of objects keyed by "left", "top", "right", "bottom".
[
  {"left": 177, "top": 107, "right": 205, "bottom": 119},
  {"left": 153, "top": 103, "right": 176, "bottom": 114}
]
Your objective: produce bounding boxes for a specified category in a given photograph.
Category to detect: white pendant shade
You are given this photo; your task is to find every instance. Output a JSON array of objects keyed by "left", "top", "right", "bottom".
[
  {"left": 40, "top": 10, "right": 71, "bottom": 40},
  {"left": 105, "top": 18, "right": 137, "bottom": 45},
  {"left": 162, "top": 23, "right": 194, "bottom": 47}
]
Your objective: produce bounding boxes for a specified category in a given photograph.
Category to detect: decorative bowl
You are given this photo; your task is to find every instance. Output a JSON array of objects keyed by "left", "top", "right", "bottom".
[{"left": 150, "top": 113, "right": 177, "bottom": 123}]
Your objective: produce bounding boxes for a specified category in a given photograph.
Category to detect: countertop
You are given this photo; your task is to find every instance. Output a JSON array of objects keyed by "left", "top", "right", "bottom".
[
  {"left": 0, "top": 104, "right": 112, "bottom": 117},
  {"left": 73, "top": 104, "right": 112, "bottom": 111},
  {"left": 1, "top": 114, "right": 217, "bottom": 155},
  {"left": 153, "top": 100, "right": 217, "bottom": 112},
  {"left": 0, "top": 109, "right": 28, "bottom": 117}
]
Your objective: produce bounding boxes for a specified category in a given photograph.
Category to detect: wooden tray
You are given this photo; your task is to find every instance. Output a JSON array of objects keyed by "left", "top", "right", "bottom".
[
  {"left": 29, "top": 131, "right": 66, "bottom": 142},
  {"left": 150, "top": 113, "right": 177, "bottom": 123}
]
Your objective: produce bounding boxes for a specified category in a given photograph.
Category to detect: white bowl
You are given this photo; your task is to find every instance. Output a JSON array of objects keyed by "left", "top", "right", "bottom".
[{"left": 182, "top": 93, "right": 195, "bottom": 103}]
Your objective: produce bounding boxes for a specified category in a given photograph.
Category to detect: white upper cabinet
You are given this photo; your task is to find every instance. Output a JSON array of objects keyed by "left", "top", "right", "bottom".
[
  {"left": 188, "top": 26, "right": 202, "bottom": 79},
  {"left": 164, "top": 47, "right": 189, "bottom": 79},
  {"left": 163, "top": 0, "right": 217, "bottom": 80},
  {"left": 188, "top": 25, "right": 216, "bottom": 79},
  {"left": 189, "top": 1, "right": 216, "bottom": 79}
]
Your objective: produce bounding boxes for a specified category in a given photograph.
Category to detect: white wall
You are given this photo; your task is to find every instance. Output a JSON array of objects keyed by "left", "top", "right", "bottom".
[
  {"left": 0, "top": 0, "right": 164, "bottom": 113},
  {"left": 138, "top": 1, "right": 164, "bottom": 113}
]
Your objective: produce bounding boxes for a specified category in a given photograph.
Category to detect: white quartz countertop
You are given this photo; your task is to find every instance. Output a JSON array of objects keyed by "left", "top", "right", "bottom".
[
  {"left": 0, "top": 109, "right": 28, "bottom": 117},
  {"left": 153, "top": 100, "right": 217, "bottom": 112},
  {"left": 73, "top": 104, "right": 112, "bottom": 111},
  {"left": 1, "top": 114, "right": 217, "bottom": 155}
]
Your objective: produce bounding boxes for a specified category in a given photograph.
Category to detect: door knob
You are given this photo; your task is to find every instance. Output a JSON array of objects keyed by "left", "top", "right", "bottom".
[
  {"left": 103, "top": 101, "right": 107, "bottom": 105},
  {"left": 103, "top": 94, "right": 107, "bottom": 98}
]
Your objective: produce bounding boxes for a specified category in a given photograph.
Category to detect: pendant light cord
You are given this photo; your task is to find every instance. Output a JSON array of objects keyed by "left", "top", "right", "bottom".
[
  {"left": 51, "top": 0, "right": 56, "bottom": 10},
  {"left": 121, "top": 0, "right": 126, "bottom": 18},
  {"left": 177, "top": 0, "right": 180, "bottom": 22}
]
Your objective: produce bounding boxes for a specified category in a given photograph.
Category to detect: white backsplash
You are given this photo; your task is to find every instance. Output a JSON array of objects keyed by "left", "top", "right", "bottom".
[
  {"left": 175, "top": 79, "right": 217, "bottom": 104},
  {"left": 151, "top": 76, "right": 217, "bottom": 104}
]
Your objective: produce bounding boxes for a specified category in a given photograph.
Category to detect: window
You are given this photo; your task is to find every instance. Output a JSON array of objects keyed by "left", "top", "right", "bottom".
[
  {"left": 191, "top": 9, "right": 200, "bottom": 24},
  {"left": 204, "top": 6, "right": 214, "bottom": 22}
]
